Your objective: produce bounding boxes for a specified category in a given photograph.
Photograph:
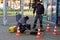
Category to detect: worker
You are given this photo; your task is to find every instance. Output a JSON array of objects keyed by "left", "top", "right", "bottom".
[
  {"left": 32, "top": 1, "right": 44, "bottom": 30},
  {"left": 17, "top": 16, "right": 31, "bottom": 33}
]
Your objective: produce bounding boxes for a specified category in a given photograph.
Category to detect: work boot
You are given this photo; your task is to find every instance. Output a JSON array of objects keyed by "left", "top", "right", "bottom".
[
  {"left": 20, "top": 29, "right": 26, "bottom": 33},
  {"left": 40, "top": 26, "right": 43, "bottom": 30},
  {"left": 40, "top": 25, "right": 45, "bottom": 32},
  {"left": 40, "top": 28, "right": 44, "bottom": 32},
  {"left": 40, "top": 25, "right": 43, "bottom": 29}
]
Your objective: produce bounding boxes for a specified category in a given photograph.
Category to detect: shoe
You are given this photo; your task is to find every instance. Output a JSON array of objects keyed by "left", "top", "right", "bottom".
[
  {"left": 40, "top": 27, "right": 45, "bottom": 32},
  {"left": 40, "top": 26, "right": 43, "bottom": 30},
  {"left": 20, "top": 28, "right": 26, "bottom": 33}
]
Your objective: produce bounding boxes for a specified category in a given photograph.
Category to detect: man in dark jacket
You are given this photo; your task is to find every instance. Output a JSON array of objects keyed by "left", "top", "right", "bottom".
[
  {"left": 32, "top": 1, "right": 44, "bottom": 30},
  {"left": 18, "top": 16, "right": 31, "bottom": 33}
]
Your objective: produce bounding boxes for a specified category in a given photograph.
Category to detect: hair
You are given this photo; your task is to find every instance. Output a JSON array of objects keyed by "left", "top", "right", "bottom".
[
  {"left": 37, "top": 0, "right": 40, "bottom": 2},
  {"left": 25, "top": 16, "right": 29, "bottom": 20}
]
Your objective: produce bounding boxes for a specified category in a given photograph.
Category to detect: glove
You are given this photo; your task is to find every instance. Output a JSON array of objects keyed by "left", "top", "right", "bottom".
[{"left": 42, "top": 14, "right": 44, "bottom": 16}]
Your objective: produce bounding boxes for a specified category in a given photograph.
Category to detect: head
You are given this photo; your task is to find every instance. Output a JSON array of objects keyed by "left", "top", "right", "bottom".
[
  {"left": 37, "top": 1, "right": 40, "bottom": 5},
  {"left": 25, "top": 16, "right": 29, "bottom": 20}
]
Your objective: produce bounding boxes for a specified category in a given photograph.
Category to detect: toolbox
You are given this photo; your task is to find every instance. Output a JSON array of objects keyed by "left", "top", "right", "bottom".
[
  {"left": 9, "top": 26, "right": 17, "bottom": 33},
  {"left": 43, "top": 16, "right": 47, "bottom": 21}
]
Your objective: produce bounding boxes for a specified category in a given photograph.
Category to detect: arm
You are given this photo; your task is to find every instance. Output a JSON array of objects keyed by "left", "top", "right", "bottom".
[
  {"left": 33, "top": 6, "right": 36, "bottom": 14},
  {"left": 42, "top": 5, "right": 44, "bottom": 14}
]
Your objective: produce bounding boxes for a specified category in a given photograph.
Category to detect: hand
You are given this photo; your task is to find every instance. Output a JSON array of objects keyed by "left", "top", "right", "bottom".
[
  {"left": 42, "top": 14, "right": 44, "bottom": 16},
  {"left": 33, "top": 14, "right": 35, "bottom": 17}
]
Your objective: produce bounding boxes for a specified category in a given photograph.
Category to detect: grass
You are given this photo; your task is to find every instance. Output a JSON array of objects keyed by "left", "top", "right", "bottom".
[
  {"left": 0, "top": 10, "right": 33, "bottom": 15},
  {"left": 0, "top": 8, "right": 33, "bottom": 15},
  {"left": 24, "top": 11, "right": 33, "bottom": 15}
]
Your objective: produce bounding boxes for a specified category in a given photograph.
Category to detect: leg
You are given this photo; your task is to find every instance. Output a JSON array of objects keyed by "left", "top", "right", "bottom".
[
  {"left": 17, "top": 22, "right": 21, "bottom": 27},
  {"left": 39, "top": 15, "right": 43, "bottom": 30},
  {"left": 20, "top": 25, "right": 26, "bottom": 33},
  {"left": 26, "top": 24, "right": 31, "bottom": 30},
  {"left": 32, "top": 15, "right": 38, "bottom": 29},
  {"left": 16, "top": 21, "right": 19, "bottom": 27}
]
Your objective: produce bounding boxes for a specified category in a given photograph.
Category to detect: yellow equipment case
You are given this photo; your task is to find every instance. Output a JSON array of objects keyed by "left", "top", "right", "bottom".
[{"left": 9, "top": 26, "right": 17, "bottom": 33}]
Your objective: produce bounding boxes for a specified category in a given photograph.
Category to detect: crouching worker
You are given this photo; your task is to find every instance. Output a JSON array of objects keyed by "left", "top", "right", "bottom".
[{"left": 17, "top": 16, "right": 31, "bottom": 33}]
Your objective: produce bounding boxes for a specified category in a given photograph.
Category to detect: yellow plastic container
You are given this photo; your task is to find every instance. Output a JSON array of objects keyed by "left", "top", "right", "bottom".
[{"left": 9, "top": 26, "right": 17, "bottom": 33}]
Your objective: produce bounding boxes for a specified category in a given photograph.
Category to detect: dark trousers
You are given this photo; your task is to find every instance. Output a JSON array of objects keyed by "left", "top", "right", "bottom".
[
  {"left": 17, "top": 23, "right": 31, "bottom": 33},
  {"left": 33, "top": 14, "right": 43, "bottom": 29}
]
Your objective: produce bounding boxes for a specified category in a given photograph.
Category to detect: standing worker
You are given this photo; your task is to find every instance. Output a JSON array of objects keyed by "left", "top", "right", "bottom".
[{"left": 32, "top": 1, "right": 44, "bottom": 30}]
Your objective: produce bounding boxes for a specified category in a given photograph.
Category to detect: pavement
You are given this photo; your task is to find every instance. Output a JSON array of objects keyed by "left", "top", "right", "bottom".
[{"left": 0, "top": 15, "right": 60, "bottom": 40}]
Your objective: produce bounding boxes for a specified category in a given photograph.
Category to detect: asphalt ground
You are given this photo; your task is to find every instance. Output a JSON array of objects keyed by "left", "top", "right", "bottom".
[{"left": 0, "top": 15, "right": 60, "bottom": 40}]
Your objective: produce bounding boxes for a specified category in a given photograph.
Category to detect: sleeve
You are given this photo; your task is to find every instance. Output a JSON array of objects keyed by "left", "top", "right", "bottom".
[
  {"left": 33, "top": 6, "right": 36, "bottom": 14},
  {"left": 42, "top": 5, "right": 44, "bottom": 14}
]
